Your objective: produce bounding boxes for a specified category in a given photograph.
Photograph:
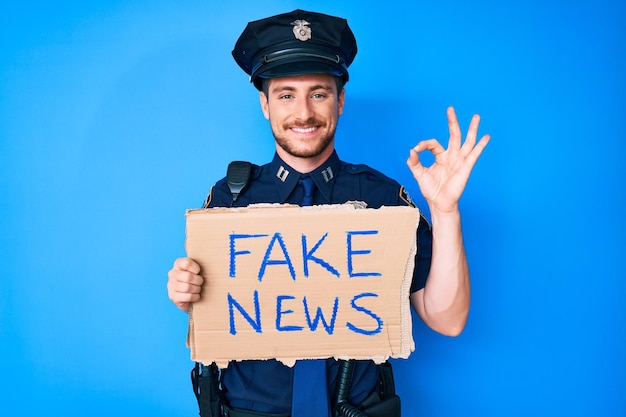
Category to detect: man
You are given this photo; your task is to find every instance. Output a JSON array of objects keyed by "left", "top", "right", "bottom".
[{"left": 167, "top": 9, "right": 489, "bottom": 417}]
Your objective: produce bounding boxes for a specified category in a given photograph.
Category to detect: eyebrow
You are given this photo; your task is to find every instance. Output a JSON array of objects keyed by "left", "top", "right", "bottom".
[{"left": 271, "top": 84, "right": 334, "bottom": 95}]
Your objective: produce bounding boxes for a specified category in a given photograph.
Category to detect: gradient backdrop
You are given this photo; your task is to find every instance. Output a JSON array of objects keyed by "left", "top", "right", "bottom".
[{"left": 1, "top": 1, "right": 624, "bottom": 416}]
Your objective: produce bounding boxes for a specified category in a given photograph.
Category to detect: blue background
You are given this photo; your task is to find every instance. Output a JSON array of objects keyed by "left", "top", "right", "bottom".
[{"left": 2, "top": 1, "right": 625, "bottom": 416}]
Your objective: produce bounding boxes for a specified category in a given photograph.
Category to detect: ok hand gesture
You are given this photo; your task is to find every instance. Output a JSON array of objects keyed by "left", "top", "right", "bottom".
[{"left": 407, "top": 106, "right": 490, "bottom": 215}]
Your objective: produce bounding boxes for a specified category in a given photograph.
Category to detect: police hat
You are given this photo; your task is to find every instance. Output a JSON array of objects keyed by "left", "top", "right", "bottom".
[{"left": 232, "top": 10, "right": 358, "bottom": 90}]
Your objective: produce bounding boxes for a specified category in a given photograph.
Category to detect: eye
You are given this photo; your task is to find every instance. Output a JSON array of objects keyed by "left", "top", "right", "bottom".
[
  {"left": 279, "top": 94, "right": 294, "bottom": 100},
  {"left": 312, "top": 93, "right": 327, "bottom": 99}
]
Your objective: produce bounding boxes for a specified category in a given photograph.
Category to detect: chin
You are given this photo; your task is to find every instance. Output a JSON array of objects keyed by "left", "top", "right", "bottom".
[{"left": 277, "top": 140, "right": 334, "bottom": 159}]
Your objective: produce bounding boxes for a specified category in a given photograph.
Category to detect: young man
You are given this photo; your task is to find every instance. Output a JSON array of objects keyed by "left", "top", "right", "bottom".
[{"left": 167, "top": 9, "right": 489, "bottom": 417}]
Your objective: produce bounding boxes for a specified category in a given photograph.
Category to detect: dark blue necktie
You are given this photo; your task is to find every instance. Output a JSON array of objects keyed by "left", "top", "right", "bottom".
[
  {"left": 298, "top": 176, "right": 315, "bottom": 207},
  {"left": 292, "top": 175, "right": 330, "bottom": 417}
]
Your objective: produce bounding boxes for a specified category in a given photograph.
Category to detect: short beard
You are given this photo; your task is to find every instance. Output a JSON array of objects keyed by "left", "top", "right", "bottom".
[{"left": 273, "top": 118, "right": 336, "bottom": 159}]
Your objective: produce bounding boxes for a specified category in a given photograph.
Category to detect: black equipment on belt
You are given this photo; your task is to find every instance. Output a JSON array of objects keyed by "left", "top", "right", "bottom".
[{"left": 333, "top": 360, "right": 367, "bottom": 417}]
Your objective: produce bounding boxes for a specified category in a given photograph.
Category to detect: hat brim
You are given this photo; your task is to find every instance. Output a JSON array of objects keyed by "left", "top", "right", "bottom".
[{"left": 252, "top": 59, "right": 348, "bottom": 90}]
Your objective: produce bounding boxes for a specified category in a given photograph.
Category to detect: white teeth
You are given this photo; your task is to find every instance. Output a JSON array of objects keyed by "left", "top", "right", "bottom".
[{"left": 292, "top": 127, "right": 317, "bottom": 133}]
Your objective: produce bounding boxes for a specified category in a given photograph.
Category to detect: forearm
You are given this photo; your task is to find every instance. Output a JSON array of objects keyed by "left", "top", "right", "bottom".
[{"left": 412, "top": 207, "right": 470, "bottom": 336}]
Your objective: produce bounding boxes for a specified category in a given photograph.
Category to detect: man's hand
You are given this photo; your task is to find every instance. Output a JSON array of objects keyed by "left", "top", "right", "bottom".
[
  {"left": 407, "top": 106, "right": 490, "bottom": 215},
  {"left": 167, "top": 257, "right": 204, "bottom": 312},
  {"left": 406, "top": 106, "right": 489, "bottom": 335}
]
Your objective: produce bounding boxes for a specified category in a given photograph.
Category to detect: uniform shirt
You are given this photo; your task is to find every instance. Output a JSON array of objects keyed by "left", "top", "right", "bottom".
[{"left": 205, "top": 150, "right": 432, "bottom": 414}]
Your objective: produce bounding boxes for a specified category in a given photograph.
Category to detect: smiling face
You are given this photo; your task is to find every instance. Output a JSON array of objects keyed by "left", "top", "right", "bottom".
[{"left": 260, "top": 73, "right": 345, "bottom": 172}]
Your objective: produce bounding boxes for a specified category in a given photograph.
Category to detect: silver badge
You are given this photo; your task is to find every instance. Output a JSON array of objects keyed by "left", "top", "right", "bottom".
[
  {"left": 276, "top": 166, "right": 290, "bottom": 182},
  {"left": 321, "top": 166, "right": 334, "bottom": 182},
  {"left": 291, "top": 19, "right": 311, "bottom": 41}
]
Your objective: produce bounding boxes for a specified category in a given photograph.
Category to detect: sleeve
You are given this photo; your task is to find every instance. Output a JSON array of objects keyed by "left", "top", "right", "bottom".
[
  {"left": 394, "top": 184, "right": 432, "bottom": 293},
  {"left": 202, "top": 178, "right": 234, "bottom": 208},
  {"left": 410, "top": 213, "right": 432, "bottom": 293}
]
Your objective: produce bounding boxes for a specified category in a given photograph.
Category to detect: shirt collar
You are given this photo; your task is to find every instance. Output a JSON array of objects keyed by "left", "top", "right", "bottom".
[{"left": 270, "top": 151, "right": 342, "bottom": 203}]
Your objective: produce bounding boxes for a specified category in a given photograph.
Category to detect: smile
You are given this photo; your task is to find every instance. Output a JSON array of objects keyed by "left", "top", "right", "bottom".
[{"left": 291, "top": 126, "right": 318, "bottom": 133}]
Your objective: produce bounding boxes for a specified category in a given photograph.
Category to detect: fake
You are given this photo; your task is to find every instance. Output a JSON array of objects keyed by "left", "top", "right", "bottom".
[{"left": 229, "top": 230, "right": 383, "bottom": 280}]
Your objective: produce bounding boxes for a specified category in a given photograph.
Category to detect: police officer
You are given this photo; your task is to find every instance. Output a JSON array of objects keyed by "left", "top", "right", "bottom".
[{"left": 167, "top": 9, "right": 490, "bottom": 417}]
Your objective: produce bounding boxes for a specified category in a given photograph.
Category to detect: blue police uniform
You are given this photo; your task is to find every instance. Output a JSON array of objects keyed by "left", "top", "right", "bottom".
[
  {"left": 190, "top": 8, "right": 434, "bottom": 416},
  {"left": 204, "top": 150, "right": 432, "bottom": 414}
]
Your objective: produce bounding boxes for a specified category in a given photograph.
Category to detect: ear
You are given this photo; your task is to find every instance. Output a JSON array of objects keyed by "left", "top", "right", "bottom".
[
  {"left": 337, "top": 88, "right": 345, "bottom": 116},
  {"left": 260, "top": 91, "right": 270, "bottom": 120}
]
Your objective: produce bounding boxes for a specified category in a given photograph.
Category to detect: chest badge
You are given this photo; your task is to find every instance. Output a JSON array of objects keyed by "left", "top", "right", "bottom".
[{"left": 291, "top": 19, "right": 312, "bottom": 41}]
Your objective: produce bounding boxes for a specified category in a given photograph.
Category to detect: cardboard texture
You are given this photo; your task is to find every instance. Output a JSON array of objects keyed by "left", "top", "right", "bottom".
[{"left": 185, "top": 203, "right": 419, "bottom": 367}]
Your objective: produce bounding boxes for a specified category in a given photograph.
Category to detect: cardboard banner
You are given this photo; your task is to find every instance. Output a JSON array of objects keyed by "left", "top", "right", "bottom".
[{"left": 185, "top": 203, "right": 419, "bottom": 367}]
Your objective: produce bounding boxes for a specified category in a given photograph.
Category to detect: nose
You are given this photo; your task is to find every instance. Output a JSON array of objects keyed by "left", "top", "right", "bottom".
[{"left": 294, "top": 96, "right": 315, "bottom": 122}]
